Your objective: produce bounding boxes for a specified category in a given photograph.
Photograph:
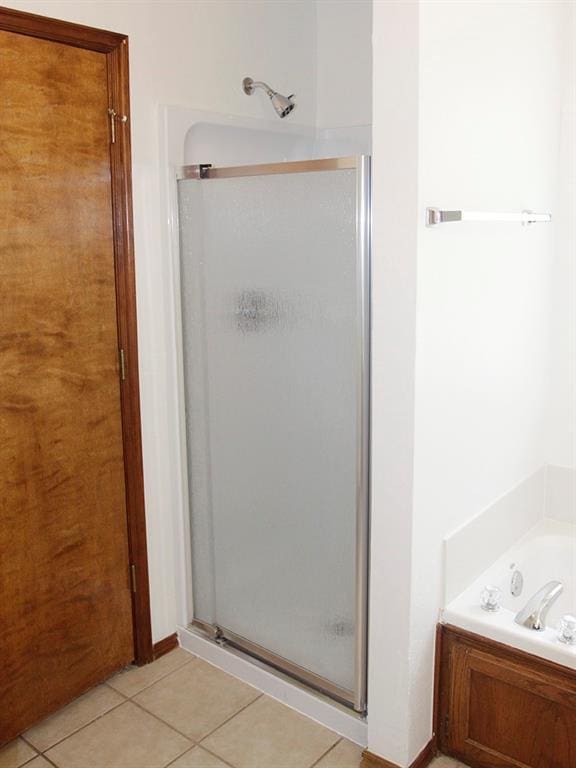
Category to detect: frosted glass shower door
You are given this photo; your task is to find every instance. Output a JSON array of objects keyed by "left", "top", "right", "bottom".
[{"left": 178, "top": 157, "right": 370, "bottom": 711}]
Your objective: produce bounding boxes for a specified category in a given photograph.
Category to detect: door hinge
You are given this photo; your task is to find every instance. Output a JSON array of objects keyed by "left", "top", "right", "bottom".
[
  {"left": 119, "top": 348, "right": 126, "bottom": 381},
  {"left": 130, "top": 564, "right": 137, "bottom": 593},
  {"left": 108, "top": 108, "right": 128, "bottom": 144},
  {"left": 444, "top": 714, "right": 450, "bottom": 739}
]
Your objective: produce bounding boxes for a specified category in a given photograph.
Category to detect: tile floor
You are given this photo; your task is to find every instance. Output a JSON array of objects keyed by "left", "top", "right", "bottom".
[{"left": 0, "top": 648, "right": 469, "bottom": 768}]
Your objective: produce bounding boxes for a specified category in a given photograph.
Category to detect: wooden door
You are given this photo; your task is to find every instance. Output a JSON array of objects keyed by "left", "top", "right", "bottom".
[{"left": 0, "top": 10, "right": 151, "bottom": 745}]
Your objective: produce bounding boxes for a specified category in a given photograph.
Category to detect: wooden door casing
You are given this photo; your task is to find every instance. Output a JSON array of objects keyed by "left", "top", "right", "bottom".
[{"left": 0, "top": 7, "right": 151, "bottom": 743}]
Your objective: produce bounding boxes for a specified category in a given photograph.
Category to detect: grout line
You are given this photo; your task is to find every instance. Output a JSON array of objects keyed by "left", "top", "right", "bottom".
[
  {"left": 130, "top": 691, "right": 264, "bottom": 748},
  {"left": 163, "top": 744, "right": 197, "bottom": 768},
  {"left": 10, "top": 740, "right": 42, "bottom": 767},
  {"left": 197, "top": 693, "right": 264, "bottom": 743},
  {"left": 128, "top": 698, "right": 197, "bottom": 744},
  {"left": 162, "top": 743, "right": 237, "bottom": 768},
  {"left": 107, "top": 653, "right": 197, "bottom": 699},
  {"left": 103, "top": 681, "right": 130, "bottom": 699},
  {"left": 100, "top": 678, "right": 129, "bottom": 701},
  {"left": 19, "top": 654, "right": 195, "bottom": 759},
  {"left": 22, "top": 655, "right": 197, "bottom": 762},
  {"left": 40, "top": 697, "right": 193, "bottom": 768},
  {"left": 17, "top": 735, "right": 41, "bottom": 756},
  {"left": 195, "top": 743, "right": 239, "bottom": 768},
  {"left": 40, "top": 753, "right": 60, "bottom": 768},
  {"left": 31, "top": 699, "right": 128, "bottom": 756},
  {"left": 16, "top": 657, "right": 350, "bottom": 768},
  {"left": 309, "top": 737, "right": 343, "bottom": 768}
]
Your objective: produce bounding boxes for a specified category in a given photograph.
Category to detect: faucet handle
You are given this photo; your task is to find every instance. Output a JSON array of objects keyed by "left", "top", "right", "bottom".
[
  {"left": 481, "top": 586, "right": 501, "bottom": 612},
  {"left": 558, "top": 615, "right": 576, "bottom": 645}
]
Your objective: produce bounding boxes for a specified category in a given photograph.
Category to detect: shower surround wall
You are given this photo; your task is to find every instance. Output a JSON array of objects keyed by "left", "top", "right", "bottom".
[
  {"left": 369, "top": 1, "right": 575, "bottom": 765},
  {"left": 315, "top": 0, "right": 372, "bottom": 129}
]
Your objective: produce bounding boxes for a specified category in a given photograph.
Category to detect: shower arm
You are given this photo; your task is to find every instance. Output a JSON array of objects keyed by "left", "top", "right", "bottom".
[
  {"left": 245, "top": 80, "right": 275, "bottom": 97},
  {"left": 243, "top": 78, "right": 294, "bottom": 100}
]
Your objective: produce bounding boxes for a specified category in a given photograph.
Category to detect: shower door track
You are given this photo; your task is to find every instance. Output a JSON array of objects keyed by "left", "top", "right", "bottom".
[
  {"left": 191, "top": 618, "right": 357, "bottom": 709},
  {"left": 180, "top": 154, "right": 371, "bottom": 715}
]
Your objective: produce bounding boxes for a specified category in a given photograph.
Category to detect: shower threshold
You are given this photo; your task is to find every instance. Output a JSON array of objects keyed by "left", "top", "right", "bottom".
[
  {"left": 190, "top": 619, "right": 362, "bottom": 714},
  {"left": 179, "top": 623, "right": 368, "bottom": 746}
]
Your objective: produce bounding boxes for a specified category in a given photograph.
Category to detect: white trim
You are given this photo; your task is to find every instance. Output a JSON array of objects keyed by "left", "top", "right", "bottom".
[
  {"left": 159, "top": 108, "right": 195, "bottom": 629},
  {"left": 178, "top": 625, "right": 368, "bottom": 747}
]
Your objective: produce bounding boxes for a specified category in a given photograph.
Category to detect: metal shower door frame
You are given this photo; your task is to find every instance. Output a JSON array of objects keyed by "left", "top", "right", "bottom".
[{"left": 178, "top": 155, "right": 371, "bottom": 714}]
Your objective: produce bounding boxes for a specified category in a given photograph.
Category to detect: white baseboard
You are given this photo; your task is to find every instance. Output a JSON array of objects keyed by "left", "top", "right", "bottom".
[{"left": 177, "top": 625, "right": 368, "bottom": 747}]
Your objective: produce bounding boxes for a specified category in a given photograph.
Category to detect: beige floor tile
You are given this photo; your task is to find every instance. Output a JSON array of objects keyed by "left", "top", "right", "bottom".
[
  {"left": 45, "top": 701, "right": 191, "bottom": 768},
  {"left": 134, "top": 659, "right": 260, "bottom": 742},
  {"left": 431, "top": 757, "right": 464, "bottom": 768},
  {"left": 314, "top": 739, "right": 364, "bottom": 767},
  {"left": 107, "top": 648, "right": 194, "bottom": 698},
  {"left": 24, "top": 685, "right": 124, "bottom": 752},
  {"left": 24, "top": 759, "right": 52, "bottom": 768},
  {"left": 169, "top": 746, "right": 230, "bottom": 768},
  {"left": 0, "top": 739, "right": 37, "bottom": 768},
  {"left": 202, "top": 696, "right": 340, "bottom": 768}
]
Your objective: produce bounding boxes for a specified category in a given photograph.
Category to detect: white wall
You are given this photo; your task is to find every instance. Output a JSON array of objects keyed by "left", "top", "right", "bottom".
[
  {"left": 412, "top": 0, "right": 570, "bottom": 755},
  {"left": 549, "top": 3, "right": 576, "bottom": 470},
  {"left": 8, "top": 0, "right": 318, "bottom": 642},
  {"left": 316, "top": 0, "right": 372, "bottom": 128},
  {"left": 369, "top": 1, "right": 574, "bottom": 763}
]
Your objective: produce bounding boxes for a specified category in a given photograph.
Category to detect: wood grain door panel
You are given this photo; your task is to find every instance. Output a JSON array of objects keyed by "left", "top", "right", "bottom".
[{"left": 0, "top": 28, "right": 134, "bottom": 742}]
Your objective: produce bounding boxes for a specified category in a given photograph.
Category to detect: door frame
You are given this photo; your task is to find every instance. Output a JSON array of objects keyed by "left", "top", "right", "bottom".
[{"left": 0, "top": 6, "right": 153, "bottom": 664}]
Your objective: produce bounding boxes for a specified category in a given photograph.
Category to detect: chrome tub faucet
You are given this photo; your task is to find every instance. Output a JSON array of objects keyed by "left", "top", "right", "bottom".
[{"left": 515, "top": 580, "right": 564, "bottom": 631}]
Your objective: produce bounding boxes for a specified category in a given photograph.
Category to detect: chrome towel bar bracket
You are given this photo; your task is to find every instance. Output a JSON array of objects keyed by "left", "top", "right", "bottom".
[{"left": 426, "top": 208, "right": 552, "bottom": 227}]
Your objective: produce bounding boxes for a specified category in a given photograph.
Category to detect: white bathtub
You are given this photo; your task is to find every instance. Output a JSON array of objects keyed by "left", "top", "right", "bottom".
[{"left": 443, "top": 517, "right": 576, "bottom": 669}]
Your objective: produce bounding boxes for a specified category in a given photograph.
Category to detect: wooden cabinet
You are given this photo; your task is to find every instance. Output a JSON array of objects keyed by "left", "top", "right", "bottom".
[{"left": 437, "top": 625, "right": 576, "bottom": 768}]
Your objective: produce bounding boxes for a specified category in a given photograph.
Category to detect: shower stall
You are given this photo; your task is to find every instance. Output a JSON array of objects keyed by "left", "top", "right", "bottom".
[{"left": 177, "top": 155, "right": 370, "bottom": 713}]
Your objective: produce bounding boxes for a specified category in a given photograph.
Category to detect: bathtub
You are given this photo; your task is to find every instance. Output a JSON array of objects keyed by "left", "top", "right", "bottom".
[{"left": 442, "top": 517, "right": 576, "bottom": 670}]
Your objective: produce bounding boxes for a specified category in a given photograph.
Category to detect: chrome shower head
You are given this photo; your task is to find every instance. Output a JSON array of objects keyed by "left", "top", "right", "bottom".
[
  {"left": 269, "top": 91, "right": 296, "bottom": 119},
  {"left": 242, "top": 77, "right": 296, "bottom": 119}
]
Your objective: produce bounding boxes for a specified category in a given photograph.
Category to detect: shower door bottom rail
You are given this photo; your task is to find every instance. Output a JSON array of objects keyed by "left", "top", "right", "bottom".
[{"left": 190, "top": 619, "right": 359, "bottom": 712}]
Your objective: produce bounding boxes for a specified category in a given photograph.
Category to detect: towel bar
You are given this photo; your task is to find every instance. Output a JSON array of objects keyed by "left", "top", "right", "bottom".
[{"left": 426, "top": 208, "right": 552, "bottom": 227}]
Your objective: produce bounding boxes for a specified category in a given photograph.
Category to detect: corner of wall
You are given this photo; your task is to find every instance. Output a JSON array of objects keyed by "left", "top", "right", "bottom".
[
  {"left": 368, "top": 0, "right": 420, "bottom": 764},
  {"left": 545, "top": 464, "right": 576, "bottom": 524},
  {"left": 443, "top": 467, "right": 548, "bottom": 607}
]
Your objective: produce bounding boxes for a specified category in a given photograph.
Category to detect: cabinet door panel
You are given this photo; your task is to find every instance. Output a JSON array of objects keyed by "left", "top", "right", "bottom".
[{"left": 438, "top": 626, "right": 576, "bottom": 768}]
